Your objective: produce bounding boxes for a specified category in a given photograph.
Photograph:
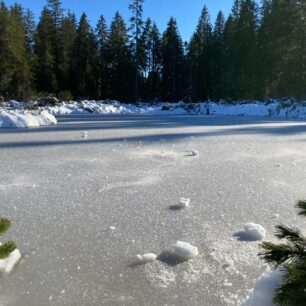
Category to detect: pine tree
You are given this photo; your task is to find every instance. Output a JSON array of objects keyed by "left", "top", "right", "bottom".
[
  {"left": 235, "top": 0, "right": 258, "bottom": 99},
  {"left": 189, "top": 6, "right": 213, "bottom": 101},
  {"left": 223, "top": 1, "right": 241, "bottom": 100},
  {"left": 129, "top": 0, "right": 144, "bottom": 102},
  {"left": 34, "top": 7, "right": 57, "bottom": 94},
  {"left": 0, "top": 218, "right": 16, "bottom": 260},
  {"left": 260, "top": 200, "right": 306, "bottom": 305},
  {"left": 71, "top": 13, "right": 99, "bottom": 99},
  {"left": 95, "top": 15, "right": 109, "bottom": 99},
  {"left": 161, "top": 17, "right": 184, "bottom": 101},
  {"left": 47, "top": 0, "right": 64, "bottom": 90},
  {"left": 0, "top": 2, "right": 31, "bottom": 99},
  {"left": 211, "top": 11, "right": 225, "bottom": 100},
  {"left": 23, "top": 9, "right": 36, "bottom": 63},
  {"left": 106, "top": 12, "right": 134, "bottom": 101},
  {"left": 58, "top": 11, "right": 76, "bottom": 95}
]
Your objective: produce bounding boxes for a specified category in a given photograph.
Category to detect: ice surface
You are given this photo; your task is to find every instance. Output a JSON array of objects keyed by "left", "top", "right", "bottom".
[
  {"left": 173, "top": 241, "right": 198, "bottom": 260},
  {"left": 1, "top": 114, "right": 306, "bottom": 305},
  {"left": 0, "top": 248, "right": 21, "bottom": 274},
  {"left": 241, "top": 269, "right": 283, "bottom": 306}
]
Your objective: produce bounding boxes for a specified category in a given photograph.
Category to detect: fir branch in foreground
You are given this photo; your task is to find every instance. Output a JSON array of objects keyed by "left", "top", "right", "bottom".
[
  {"left": 296, "top": 200, "right": 306, "bottom": 216},
  {"left": 0, "top": 241, "right": 16, "bottom": 259},
  {"left": 0, "top": 219, "right": 11, "bottom": 236}
]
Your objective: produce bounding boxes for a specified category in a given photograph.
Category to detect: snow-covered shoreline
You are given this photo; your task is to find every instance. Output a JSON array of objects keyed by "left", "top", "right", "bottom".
[
  {"left": 0, "top": 109, "right": 57, "bottom": 128},
  {"left": 2, "top": 99, "right": 306, "bottom": 127}
]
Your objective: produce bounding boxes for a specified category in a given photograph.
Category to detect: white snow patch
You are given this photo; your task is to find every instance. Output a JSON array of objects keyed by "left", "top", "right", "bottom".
[
  {"left": 173, "top": 241, "right": 198, "bottom": 260},
  {"left": 244, "top": 223, "right": 266, "bottom": 241},
  {"left": 0, "top": 110, "right": 57, "bottom": 128},
  {"left": 178, "top": 197, "right": 190, "bottom": 208},
  {"left": 186, "top": 149, "right": 199, "bottom": 156},
  {"left": 136, "top": 253, "right": 157, "bottom": 264},
  {"left": 0, "top": 248, "right": 21, "bottom": 274},
  {"left": 241, "top": 269, "right": 283, "bottom": 306}
]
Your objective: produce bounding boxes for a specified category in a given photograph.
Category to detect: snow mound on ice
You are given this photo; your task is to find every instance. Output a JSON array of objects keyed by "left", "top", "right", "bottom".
[
  {"left": 178, "top": 198, "right": 190, "bottom": 208},
  {"left": 241, "top": 269, "right": 283, "bottom": 306},
  {"left": 0, "top": 248, "right": 21, "bottom": 274},
  {"left": 244, "top": 223, "right": 266, "bottom": 241},
  {"left": 186, "top": 149, "right": 199, "bottom": 156},
  {"left": 0, "top": 110, "right": 57, "bottom": 128},
  {"left": 173, "top": 241, "right": 198, "bottom": 260},
  {"left": 136, "top": 253, "right": 157, "bottom": 264}
]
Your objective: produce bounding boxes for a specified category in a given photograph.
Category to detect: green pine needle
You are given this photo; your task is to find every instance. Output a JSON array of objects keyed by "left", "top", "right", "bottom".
[
  {"left": 275, "top": 225, "right": 306, "bottom": 243},
  {"left": 0, "top": 241, "right": 16, "bottom": 259},
  {"left": 0, "top": 219, "right": 11, "bottom": 236},
  {"left": 296, "top": 200, "right": 306, "bottom": 216}
]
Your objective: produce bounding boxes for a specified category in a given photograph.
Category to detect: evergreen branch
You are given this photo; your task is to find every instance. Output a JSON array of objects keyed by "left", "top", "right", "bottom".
[
  {"left": 0, "top": 241, "right": 16, "bottom": 259},
  {"left": 296, "top": 200, "right": 306, "bottom": 216},
  {"left": 0, "top": 218, "right": 11, "bottom": 236},
  {"left": 275, "top": 225, "right": 306, "bottom": 243},
  {"left": 259, "top": 241, "right": 306, "bottom": 268}
]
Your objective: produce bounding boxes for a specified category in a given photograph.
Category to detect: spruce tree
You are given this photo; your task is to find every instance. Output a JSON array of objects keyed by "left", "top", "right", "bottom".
[
  {"left": 211, "top": 11, "right": 225, "bottom": 100},
  {"left": 129, "top": 0, "right": 144, "bottom": 102},
  {"left": 71, "top": 13, "right": 99, "bottom": 99},
  {"left": 235, "top": 0, "right": 258, "bottom": 99},
  {"left": 189, "top": 5, "right": 213, "bottom": 101},
  {"left": 34, "top": 7, "right": 57, "bottom": 94},
  {"left": 95, "top": 15, "right": 109, "bottom": 99},
  {"left": 260, "top": 201, "right": 306, "bottom": 305},
  {"left": 146, "top": 22, "right": 162, "bottom": 100},
  {"left": 0, "top": 2, "right": 31, "bottom": 99},
  {"left": 161, "top": 17, "right": 184, "bottom": 101},
  {"left": 106, "top": 12, "right": 134, "bottom": 101},
  {"left": 58, "top": 11, "right": 76, "bottom": 95},
  {"left": 47, "top": 0, "right": 64, "bottom": 90}
]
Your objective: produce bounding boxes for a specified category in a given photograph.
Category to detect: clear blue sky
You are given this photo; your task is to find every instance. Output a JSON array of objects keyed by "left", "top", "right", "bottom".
[{"left": 5, "top": 0, "right": 233, "bottom": 41}]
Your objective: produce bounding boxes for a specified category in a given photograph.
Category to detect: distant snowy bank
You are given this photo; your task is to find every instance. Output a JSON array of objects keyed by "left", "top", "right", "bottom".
[
  {"left": 45, "top": 99, "right": 306, "bottom": 119},
  {"left": 0, "top": 109, "right": 57, "bottom": 128},
  {"left": 2, "top": 99, "right": 306, "bottom": 128}
]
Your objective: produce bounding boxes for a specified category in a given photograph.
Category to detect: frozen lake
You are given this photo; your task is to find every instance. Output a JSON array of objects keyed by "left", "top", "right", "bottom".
[{"left": 1, "top": 114, "right": 306, "bottom": 305}]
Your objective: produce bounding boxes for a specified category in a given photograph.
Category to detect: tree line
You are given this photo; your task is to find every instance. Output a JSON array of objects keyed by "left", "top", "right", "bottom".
[{"left": 1, "top": 0, "right": 306, "bottom": 102}]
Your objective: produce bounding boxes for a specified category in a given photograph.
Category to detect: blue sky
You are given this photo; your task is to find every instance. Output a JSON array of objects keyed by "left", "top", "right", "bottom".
[{"left": 5, "top": 0, "right": 233, "bottom": 41}]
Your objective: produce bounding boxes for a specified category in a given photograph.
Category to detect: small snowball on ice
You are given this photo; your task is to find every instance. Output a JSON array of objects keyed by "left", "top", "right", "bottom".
[
  {"left": 173, "top": 241, "right": 198, "bottom": 260},
  {"left": 244, "top": 223, "right": 266, "bottom": 241},
  {"left": 136, "top": 253, "right": 157, "bottom": 264},
  {"left": 179, "top": 198, "right": 190, "bottom": 208},
  {"left": 186, "top": 149, "right": 199, "bottom": 156},
  {"left": 0, "top": 248, "right": 22, "bottom": 274},
  {"left": 109, "top": 226, "right": 116, "bottom": 231},
  {"left": 81, "top": 131, "right": 88, "bottom": 139}
]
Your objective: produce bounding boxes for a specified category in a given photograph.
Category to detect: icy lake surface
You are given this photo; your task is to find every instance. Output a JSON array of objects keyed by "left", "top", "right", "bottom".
[{"left": 1, "top": 114, "right": 306, "bottom": 305}]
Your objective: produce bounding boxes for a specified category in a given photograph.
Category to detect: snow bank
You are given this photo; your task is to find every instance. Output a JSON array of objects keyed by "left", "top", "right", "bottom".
[
  {"left": 5, "top": 99, "right": 306, "bottom": 120},
  {"left": 0, "top": 110, "right": 57, "bottom": 128},
  {"left": 0, "top": 248, "right": 21, "bottom": 274},
  {"left": 241, "top": 269, "right": 283, "bottom": 306}
]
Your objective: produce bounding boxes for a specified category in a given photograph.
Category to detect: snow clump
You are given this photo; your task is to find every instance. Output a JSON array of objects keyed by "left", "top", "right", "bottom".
[
  {"left": 173, "top": 241, "right": 198, "bottom": 260},
  {"left": 244, "top": 223, "right": 266, "bottom": 241}
]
